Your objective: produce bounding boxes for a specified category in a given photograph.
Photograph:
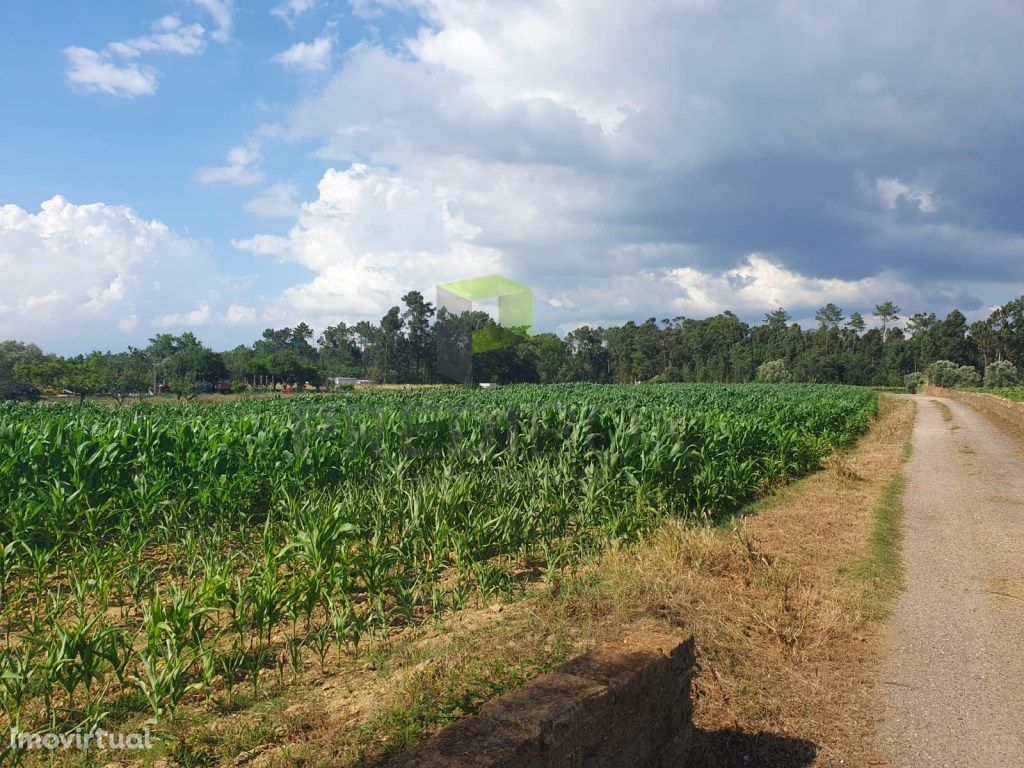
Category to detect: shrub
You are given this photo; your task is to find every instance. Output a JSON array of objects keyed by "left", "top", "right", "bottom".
[
  {"left": 925, "top": 360, "right": 958, "bottom": 387},
  {"left": 956, "top": 365, "right": 981, "bottom": 387},
  {"left": 984, "top": 359, "right": 1020, "bottom": 388},
  {"left": 904, "top": 372, "right": 926, "bottom": 393},
  {"left": 756, "top": 359, "right": 794, "bottom": 384},
  {"left": 0, "top": 376, "right": 41, "bottom": 402},
  {"left": 925, "top": 360, "right": 979, "bottom": 388}
]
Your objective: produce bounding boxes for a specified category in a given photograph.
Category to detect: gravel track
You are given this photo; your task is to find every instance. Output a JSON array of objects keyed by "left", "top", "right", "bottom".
[{"left": 876, "top": 395, "right": 1024, "bottom": 767}]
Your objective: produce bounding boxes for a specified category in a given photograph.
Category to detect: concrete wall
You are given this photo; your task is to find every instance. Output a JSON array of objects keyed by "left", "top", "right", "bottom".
[{"left": 384, "top": 631, "right": 694, "bottom": 768}]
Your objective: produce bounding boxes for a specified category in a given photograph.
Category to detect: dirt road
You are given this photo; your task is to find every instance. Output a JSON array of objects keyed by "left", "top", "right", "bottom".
[{"left": 876, "top": 395, "right": 1024, "bottom": 766}]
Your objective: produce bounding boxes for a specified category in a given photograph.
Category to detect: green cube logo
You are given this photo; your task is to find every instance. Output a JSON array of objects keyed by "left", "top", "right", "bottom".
[{"left": 436, "top": 274, "right": 533, "bottom": 383}]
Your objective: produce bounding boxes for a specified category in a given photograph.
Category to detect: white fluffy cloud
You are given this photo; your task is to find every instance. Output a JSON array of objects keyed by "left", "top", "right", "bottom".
[
  {"left": 668, "top": 255, "right": 896, "bottom": 318},
  {"left": 294, "top": 2, "right": 1024, "bottom": 171},
  {"left": 63, "top": 15, "right": 208, "bottom": 97},
  {"left": 235, "top": 164, "right": 502, "bottom": 326},
  {"left": 231, "top": 165, "right": 941, "bottom": 333},
  {"left": 39, "top": 0, "right": 1024, "bottom": 348},
  {"left": 272, "top": 0, "right": 318, "bottom": 27},
  {"left": 859, "top": 174, "right": 938, "bottom": 214},
  {"left": 245, "top": 183, "right": 301, "bottom": 218},
  {"left": 196, "top": 142, "right": 264, "bottom": 186},
  {"left": 108, "top": 16, "right": 206, "bottom": 58},
  {"left": 0, "top": 196, "right": 234, "bottom": 352},
  {"left": 272, "top": 36, "right": 333, "bottom": 73},
  {"left": 188, "top": 0, "right": 234, "bottom": 43},
  {"left": 63, "top": 47, "right": 158, "bottom": 98}
]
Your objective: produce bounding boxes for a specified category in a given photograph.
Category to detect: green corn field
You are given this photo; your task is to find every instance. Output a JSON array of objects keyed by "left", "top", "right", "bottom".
[{"left": 0, "top": 383, "right": 876, "bottom": 741}]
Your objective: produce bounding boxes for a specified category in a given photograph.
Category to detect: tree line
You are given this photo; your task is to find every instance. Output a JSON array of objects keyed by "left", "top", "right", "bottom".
[{"left": 2, "top": 290, "right": 1024, "bottom": 400}]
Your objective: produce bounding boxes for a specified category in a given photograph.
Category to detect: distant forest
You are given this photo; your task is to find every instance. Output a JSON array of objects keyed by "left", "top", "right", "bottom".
[{"left": 3, "top": 291, "right": 1024, "bottom": 400}]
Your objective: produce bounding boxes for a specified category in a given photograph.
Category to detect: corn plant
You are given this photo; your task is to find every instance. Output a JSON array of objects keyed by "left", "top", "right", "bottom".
[{"left": 0, "top": 383, "right": 876, "bottom": 735}]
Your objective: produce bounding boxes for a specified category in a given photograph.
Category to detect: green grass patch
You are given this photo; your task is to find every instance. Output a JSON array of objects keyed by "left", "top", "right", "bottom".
[
  {"left": 901, "top": 441, "right": 913, "bottom": 462},
  {"left": 932, "top": 399, "right": 954, "bottom": 421},
  {"left": 853, "top": 450, "right": 909, "bottom": 619},
  {"left": 959, "top": 386, "right": 1024, "bottom": 402}
]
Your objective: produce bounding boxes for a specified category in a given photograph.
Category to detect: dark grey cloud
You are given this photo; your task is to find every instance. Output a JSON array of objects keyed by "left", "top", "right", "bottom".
[{"left": 259, "top": 0, "right": 1024, "bottom": 331}]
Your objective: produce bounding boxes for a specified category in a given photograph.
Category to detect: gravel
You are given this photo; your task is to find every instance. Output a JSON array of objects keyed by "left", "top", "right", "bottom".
[{"left": 876, "top": 395, "right": 1024, "bottom": 767}]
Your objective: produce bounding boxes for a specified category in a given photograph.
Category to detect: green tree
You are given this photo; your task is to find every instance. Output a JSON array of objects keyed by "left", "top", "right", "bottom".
[
  {"left": 764, "top": 308, "right": 791, "bottom": 328},
  {"left": 165, "top": 346, "right": 227, "bottom": 401},
  {"left": 814, "top": 303, "right": 844, "bottom": 353},
  {"left": 529, "top": 333, "right": 569, "bottom": 383},
  {"left": 145, "top": 332, "right": 202, "bottom": 362},
  {"left": 1, "top": 341, "right": 46, "bottom": 399},
  {"left": 266, "top": 350, "right": 321, "bottom": 387},
  {"left": 222, "top": 345, "right": 258, "bottom": 384},
  {"left": 317, "top": 322, "right": 363, "bottom": 378},
  {"left": 981, "top": 296, "right": 1024, "bottom": 367},
  {"left": 289, "top": 323, "right": 317, "bottom": 360},
  {"left": 755, "top": 359, "right": 793, "bottom": 383},
  {"left": 401, "top": 291, "right": 436, "bottom": 382},
  {"left": 563, "top": 326, "right": 610, "bottom": 382},
  {"left": 102, "top": 350, "right": 152, "bottom": 404},
  {"left": 375, "top": 307, "right": 406, "bottom": 383},
  {"left": 873, "top": 301, "right": 901, "bottom": 342},
  {"left": 984, "top": 359, "right": 1020, "bottom": 387}
]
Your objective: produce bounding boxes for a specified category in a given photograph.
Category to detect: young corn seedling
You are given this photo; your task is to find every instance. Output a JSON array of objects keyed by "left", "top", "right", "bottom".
[{"left": 134, "top": 642, "right": 199, "bottom": 719}]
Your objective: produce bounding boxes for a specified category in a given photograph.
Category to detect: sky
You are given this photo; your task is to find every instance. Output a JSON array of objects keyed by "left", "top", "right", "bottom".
[{"left": 2, "top": 0, "right": 1024, "bottom": 354}]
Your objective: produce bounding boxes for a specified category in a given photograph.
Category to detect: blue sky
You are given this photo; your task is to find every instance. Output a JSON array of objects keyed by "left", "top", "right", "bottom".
[
  {"left": 0, "top": 0, "right": 417, "bottom": 327},
  {"left": 2, "top": 1, "right": 1024, "bottom": 354}
]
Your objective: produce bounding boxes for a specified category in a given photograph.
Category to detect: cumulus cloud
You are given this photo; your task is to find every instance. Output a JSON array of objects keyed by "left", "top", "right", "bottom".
[
  {"left": 63, "top": 47, "right": 158, "bottom": 98},
  {"left": 234, "top": 164, "right": 502, "bottom": 326},
  {"left": 188, "top": 0, "right": 234, "bottom": 43},
  {"left": 245, "top": 183, "right": 301, "bottom": 218},
  {"left": 48, "top": 0, "right": 1024, "bottom": 347},
  {"left": 272, "top": 0, "right": 1024, "bottom": 322},
  {"left": 0, "top": 196, "right": 238, "bottom": 352},
  {"left": 667, "top": 255, "right": 897, "bottom": 318},
  {"left": 63, "top": 15, "right": 208, "bottom": 97},
  {"left": 196, "top": 142, "right": 265, "bottom": 186},
  {"left": 108, "top": 16, "right": 206, "bottom": 58},
  {"left": 272, "top": 36, "right": 333, "bottom": 72},
  {"left": 271, "top": 0, "right": 318, "bottom": 27},
  {"left": 226, "top": 305, "right": 259, "bottom": 325},
  {"left": 859, "top": 174, "right": 938, "bottom": 214},
  {"left": 153, "top": 302, "right": 263, "bottom": 330},
  {"left": 230, "top": 165, "right": 967, "bottom": 334},
  {"left": 296, "top": 1, "right": 1022, "bottom": 169},
  {"left": 154, "top": 304, "right": 214, "bottom": 328}
]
